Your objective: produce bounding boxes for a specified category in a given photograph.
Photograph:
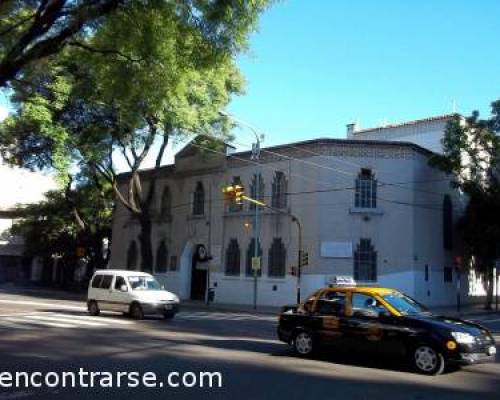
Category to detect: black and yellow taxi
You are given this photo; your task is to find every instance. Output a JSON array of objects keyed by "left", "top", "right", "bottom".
[{"left": 277, "top": 286, "right": 497, "bottom": 375}]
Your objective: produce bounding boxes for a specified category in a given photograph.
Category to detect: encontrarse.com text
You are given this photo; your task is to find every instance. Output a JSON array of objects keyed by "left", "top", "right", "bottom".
[{"left": 0, "top": 369, "right": 222, "bottom": 389}]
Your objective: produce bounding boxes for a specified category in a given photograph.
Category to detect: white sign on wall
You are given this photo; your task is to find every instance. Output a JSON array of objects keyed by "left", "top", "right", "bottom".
[
  {"left": 210, "top": 245, "right": 222, "bottom": 267},
  {"left": 320, "top": 241, "right": 353, "bottom": 258}
]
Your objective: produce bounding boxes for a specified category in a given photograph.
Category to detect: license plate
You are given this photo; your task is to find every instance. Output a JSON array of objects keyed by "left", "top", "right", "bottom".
[
  {"left": 164, "top": 304, "right": 172, "bottom": 310},
  {"left": 487, "top": 346, "right": 496, "bottom": 356}
]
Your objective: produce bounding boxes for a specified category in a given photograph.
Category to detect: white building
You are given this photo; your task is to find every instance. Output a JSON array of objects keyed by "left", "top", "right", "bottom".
[
  {"left": 109, "top": 115, "right": 484, "bottom": 307},
  {"left": 347, "top": 115, "right": 453, "bottom": 153},
  {"left": 0, "top": 162, "right": 57, "bottom": 283}
]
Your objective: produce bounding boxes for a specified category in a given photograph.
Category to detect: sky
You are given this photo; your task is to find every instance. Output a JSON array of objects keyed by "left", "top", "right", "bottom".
[{"left": 1, "top": 0, "right": 500, "bottom": 169}]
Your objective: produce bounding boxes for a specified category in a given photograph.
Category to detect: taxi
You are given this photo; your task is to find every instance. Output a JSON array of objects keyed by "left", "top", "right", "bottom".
[{"left": 277, "top": 286, "right": 497, "bottom": 375}]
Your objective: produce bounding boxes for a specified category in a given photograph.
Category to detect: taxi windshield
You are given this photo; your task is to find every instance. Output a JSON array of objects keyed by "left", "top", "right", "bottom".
[
  {"left": 127, "top": 276, "right": 161, "bottom": 291},
  {"left": 382, "top": 292, "right": 427, "bottom": 315}
]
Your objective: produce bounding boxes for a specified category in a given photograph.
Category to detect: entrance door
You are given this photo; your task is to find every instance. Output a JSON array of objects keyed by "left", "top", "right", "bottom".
[{"left": 190, "top": 257, "right": 207, "bottom": 301}]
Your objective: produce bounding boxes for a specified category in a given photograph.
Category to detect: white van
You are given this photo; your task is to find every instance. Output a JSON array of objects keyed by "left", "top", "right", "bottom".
[{"left": 87, "top": 270, "right": 180, "bottom": 320}]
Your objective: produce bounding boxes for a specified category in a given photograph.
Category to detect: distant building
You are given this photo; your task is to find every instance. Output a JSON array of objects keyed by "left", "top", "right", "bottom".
[
  {"left": 0, "top": 162, "right": 57, "bottom": 283},
  {"left": 110, "top": 117, "right": 484, "bottom": 307},
  {"left": 347, "top": 115, "right": 454, "bottom": 153}
]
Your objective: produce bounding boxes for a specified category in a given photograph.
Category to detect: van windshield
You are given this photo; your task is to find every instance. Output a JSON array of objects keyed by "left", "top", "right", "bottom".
[{"left": 127, "top": 276, "right": 161, "bottom": 291}]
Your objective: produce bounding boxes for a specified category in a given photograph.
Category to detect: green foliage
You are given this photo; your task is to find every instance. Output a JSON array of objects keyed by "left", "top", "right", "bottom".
[
  {"left": 11, "top": 184, "right": 112, "bottom": 265},
  {"left": 430, "top": 100, "right": 500, "bottom": 307}
]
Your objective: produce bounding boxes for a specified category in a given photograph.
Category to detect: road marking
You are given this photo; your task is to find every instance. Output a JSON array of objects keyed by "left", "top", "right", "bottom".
[
  {"left": 0, "top": 299, "right": 86, "bottom": 311},
  {"left": 176, "top": 311, "right": 276, "bottom": 322},
  {"left": 0, "top": 320, "right": 32, "bottom": 330},
  {"left": 47, "top": 312, "right": 134, "bottom": 325},
  {"left": 24, "top": 314, "right": 106, "bottom": 327},
  {"left": 4, "top": 316, "right": 74, "bottom": 328},
  {"left": 0, "top": 311, "right": 134, "bottom": 330}
]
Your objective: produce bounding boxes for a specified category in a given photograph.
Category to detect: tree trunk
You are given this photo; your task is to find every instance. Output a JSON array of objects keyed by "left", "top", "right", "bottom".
[{"left": 138, "top": 214, "right": 153, "bottom": 273}]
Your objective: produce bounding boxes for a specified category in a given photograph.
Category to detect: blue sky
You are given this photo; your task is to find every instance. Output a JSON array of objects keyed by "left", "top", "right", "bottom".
[
  {"left": 228, "top": 0, "right": 500, "bottom": 147},
  {"left": 1, "top": 0, "right": 500, "bottom": 166}
]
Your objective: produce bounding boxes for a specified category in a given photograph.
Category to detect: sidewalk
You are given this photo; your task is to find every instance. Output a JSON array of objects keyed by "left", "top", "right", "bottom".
[{"left": 1, "top": 283, "right": 499, "bottom": 318}]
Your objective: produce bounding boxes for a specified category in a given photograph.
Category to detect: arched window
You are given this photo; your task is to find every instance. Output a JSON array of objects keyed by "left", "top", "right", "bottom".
[
  {"left": 272, "top": 171, "right": 287, "bottom": 209},
  {"left": 268, "top": 238, "right": 286, "bottom": 278},
  {"left": 192, "top": 181, "right": 205, "bottom": 215},
  {"left": 225, "top": 239, "right": 241, "bottom": 276},
  {"left": 246, "top": 238, "right": 262, "bottom": 276},
  {"left": 249, "top": 173, "right": 264, "bottom": 210},
  {"left": 354, "top": 239, "right": 377, "bottom": 281},
  {"left": 126, "top": 241, "right": 138, "bottom": 270},
  {"left": 229, "top": 176, "right": 243, "bottom": 212},
  {"left": 160, "top": 187, "right": 171, "bottom": 218},
  {"left": 355, "top": 168, "right": 377, "bottom": 208},
  {"left": 443, "top": 194, "right": 453, "bottom": 250},
  {"left": 155, "top": 240, "right": 168, "bottom": 273}
]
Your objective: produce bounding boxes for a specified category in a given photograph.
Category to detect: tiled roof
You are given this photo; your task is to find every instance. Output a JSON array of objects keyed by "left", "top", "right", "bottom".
[{"left": 353, "top": 114, "right": 455, "bottom": 135}]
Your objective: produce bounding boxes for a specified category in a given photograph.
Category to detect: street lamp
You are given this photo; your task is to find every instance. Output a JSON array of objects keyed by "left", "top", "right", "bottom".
[{"left": 219, "top": 111, "right": 263, "bottom": 309}]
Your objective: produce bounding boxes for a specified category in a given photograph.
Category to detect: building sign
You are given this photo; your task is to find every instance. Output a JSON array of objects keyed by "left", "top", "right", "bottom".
[
  {"left": 320, "top": 241, "right": 352, "bottom": 258},
  {"left": 251, "top": 257, "right": 261, "bottom": 271}
]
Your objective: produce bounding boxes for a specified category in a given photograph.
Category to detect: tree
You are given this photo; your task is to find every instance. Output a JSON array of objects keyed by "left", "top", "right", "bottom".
[
  {"left": 11, "top": 180, "right": 113, "bottom": 288},
  {"left": 0, "top": 0, "right": 270, "bottom": 87},
  {"left": 430, "top": 100, "right": 500, "bottom": 308},
  {"left": 1, "top": 0, "right": 270, "bottom": 272}
]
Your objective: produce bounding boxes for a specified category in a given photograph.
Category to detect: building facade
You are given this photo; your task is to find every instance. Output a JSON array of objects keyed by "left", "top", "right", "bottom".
[
  {"left": 110, "top": 120, "right": 480, "bottom": 307},
  {"left": 0, "top": 162, "right": 57, "bottom": 283}
]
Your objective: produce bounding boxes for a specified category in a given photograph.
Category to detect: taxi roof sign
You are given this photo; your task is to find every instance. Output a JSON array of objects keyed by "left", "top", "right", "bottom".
[{"left": 327, "top": 275, "right": 356, "bottom": 287}]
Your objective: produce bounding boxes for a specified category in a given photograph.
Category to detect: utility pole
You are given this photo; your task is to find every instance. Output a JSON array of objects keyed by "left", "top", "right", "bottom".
[
  {"left": 292, "top": 216, "right": 303, "bottom": 304},
  {"left": 219, "top": 111, "right": 262, "bottom": 310},
  {"left": 252, "top": 140, "right": 261, "bottom": 310}
]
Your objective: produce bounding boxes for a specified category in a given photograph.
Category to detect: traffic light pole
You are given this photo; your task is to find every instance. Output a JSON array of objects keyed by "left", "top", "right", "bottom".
[
  {"left": 253, "top": 146, "right": 260, "bottom": 310},
  {"left": 292, "top": 216, "right": 303, "bottom": 304},
  {"left": 241, "top": 195, "right": 303, "bottom": 303}
]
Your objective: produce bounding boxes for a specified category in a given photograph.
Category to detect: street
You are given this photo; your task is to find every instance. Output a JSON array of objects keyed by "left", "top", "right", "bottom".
[{"left": 0, "top": 291, "right": 499, "bottom": 400}]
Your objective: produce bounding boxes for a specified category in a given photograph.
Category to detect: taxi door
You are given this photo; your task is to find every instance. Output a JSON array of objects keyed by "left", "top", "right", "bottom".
[
  {"left": 346, "top": 292, "right": 388, "bottom": 353},
  {"left": 314, "top": 290, "right": 348, "bottom": 348}
]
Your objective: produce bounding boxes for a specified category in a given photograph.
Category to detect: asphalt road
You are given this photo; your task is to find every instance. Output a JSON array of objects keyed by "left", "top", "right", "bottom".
[{"left": 0, "top": 291, "right": 499, "bottom": 400}]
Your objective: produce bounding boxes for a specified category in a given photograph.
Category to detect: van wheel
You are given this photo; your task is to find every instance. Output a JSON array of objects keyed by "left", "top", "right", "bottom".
[
  {"left": 413, "top": 344, "right": 445, "bottom": 375},
  {"left": 88, "top": 301, "right": 100, "bottom": 316},
  {"left": 130, "top": 303, "right": 144, "bottom": 320},
  {"left": 163, "top": 313, "right": 175, "bottom": 319},
  {"left": 294, "top": 330, "right": 315, "bottom": 357}
]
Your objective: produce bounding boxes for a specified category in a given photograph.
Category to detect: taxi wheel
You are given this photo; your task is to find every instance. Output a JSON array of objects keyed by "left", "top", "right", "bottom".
[
  {"left": 88, "top": 301, "right": 100, "bottom": 316},
  {"left": 413, "top": 344, "right": 445, "bottom": 375},
  {"left": 130, "top": 303, "right": 144, "bottom": 320},
  {"left": 294, "top": 331, "right": 315, "bottom": 357}
]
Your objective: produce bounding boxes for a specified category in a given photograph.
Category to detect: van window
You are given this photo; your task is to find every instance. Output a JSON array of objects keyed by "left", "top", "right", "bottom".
[
  {"left": 91, "top": 275, "right": 103, "bottom": 288},
  {"left": 114, "top": 276, "right": 126, "bottom": 290},
  {"left": 100, "top": 275, "right": 113, "bottom": 289}
]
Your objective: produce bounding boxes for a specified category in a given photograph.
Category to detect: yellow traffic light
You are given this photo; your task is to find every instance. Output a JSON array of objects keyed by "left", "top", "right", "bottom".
[
  {"left": 223, "top": 184, "right": 245, "bottom": 206},
  {"left": 234, "top": 184, "right": 244, "bottom": 205}
]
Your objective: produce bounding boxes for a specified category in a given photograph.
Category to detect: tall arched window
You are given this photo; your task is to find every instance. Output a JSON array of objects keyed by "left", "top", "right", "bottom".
[
  {"left": 443, "top": 194, "right": 453, "bottom": 250},
  {"left": 192, "top": 181, "right": 205, "bottom": 215},
  {"left": 268, "top": 238, "right": 286, "bottom": 278},
  {"left": 160, "top": 186, "right": 171, "bottom": 218},
  {"left": 272, "top": 171, "right": 287, "bottom": 209},
  {"left": 155, "top": 240, "right": 168, "bottom": 273},
  {"left": 249, "top": 173, "right": 264, "bottom": 210},
  {"left": 246, "top": 238, "right": 262, "bottom": 276},
  {"left": 354, "top": 239, "right": 377, "bottom": 281},
  {"left": 225, "top": 239, "right": 241, "bottom": 276},
  {"left": 355, "top": 168, "right": 377, "bottom": 208},
  {"left": 126, "top": 241, "right": 138, "bottom": 270}
]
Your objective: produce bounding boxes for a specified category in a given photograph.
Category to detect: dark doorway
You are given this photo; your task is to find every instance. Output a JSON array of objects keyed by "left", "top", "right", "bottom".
[{"left": 190, "top": 255, "right": 207, "bottom": 301}]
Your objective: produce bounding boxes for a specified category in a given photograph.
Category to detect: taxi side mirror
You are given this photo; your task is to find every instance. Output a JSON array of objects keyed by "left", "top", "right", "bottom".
[{"left": 120, "top": 285, "right": 128, "bottom": 292}]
